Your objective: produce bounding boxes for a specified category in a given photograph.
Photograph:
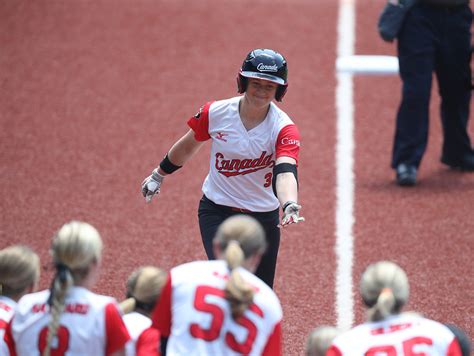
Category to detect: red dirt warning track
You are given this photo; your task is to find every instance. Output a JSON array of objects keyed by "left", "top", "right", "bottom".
[{"left": 1, "top": 0, "right": 472, "bottom": 354}]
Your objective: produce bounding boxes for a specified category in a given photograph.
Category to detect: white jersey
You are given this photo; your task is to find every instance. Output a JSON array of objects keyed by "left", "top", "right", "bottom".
[
  {"left": 123, "top": 312, "right": 159, "bottom": 356},
  {"left": 4, "top": 287, "right": 130, "bottom": 355},
  {"left": 0, "top": 296, "right": 16, "bottom": 356},
  {"left": 187, "top": 96, "right": 300, "bottom": 212},
  {"left": 152, "top": 260, "right": 283, "bottom": 356},
  {"left": 328, "top": 313, "right": 462, "bottom": 356}
]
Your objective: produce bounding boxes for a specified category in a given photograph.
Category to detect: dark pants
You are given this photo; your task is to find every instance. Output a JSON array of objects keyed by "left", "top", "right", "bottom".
[
  {"left": 392, "top": 3, "right": 473, "bottom": 168},
  {"left": 198, "top": 195, "right": 280, "bottom": 288}
]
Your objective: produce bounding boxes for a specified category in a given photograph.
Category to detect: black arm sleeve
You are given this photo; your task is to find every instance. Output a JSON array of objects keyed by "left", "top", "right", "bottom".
[{"left": 271, "top": 163, "right": 298, "bottom": 197}]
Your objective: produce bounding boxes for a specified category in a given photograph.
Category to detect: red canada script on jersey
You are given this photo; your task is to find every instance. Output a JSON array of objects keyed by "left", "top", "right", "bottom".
[
  {"left": 215, "top": 151, "right": 275, "bottom": 177},
  {"left": 0, "top": 302, "right": 12, "bottom": 312}
]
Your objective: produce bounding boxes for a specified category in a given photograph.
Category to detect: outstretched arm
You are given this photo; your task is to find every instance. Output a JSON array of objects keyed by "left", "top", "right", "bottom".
[
  {"left": 142, "top": 129, "right": 205, "bottom": 202},
  {"left": 274, "top": 156, "right": 298, "bottom": 206},
  {"left": 158, "top": 129, "right": 206, "bottom": 175},
  {"left": 274, "top": 156, "right": 304, "bottom": 227}
]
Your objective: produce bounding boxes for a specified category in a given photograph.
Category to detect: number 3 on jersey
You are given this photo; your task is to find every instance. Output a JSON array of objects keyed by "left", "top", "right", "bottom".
[
  {"left": 264, "top": 172, "right": 272, "bottom": 188},
  {"left": 190, "top": 285, "right": 264, "bottom": 354}
]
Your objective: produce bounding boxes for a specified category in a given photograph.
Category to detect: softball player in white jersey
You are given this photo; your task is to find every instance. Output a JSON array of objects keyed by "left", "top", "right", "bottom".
[
  {"left": 5, "top": 288, "right": 130, "bottom": 355},
  {"left": 142, "top": 48, "right": 304, "bottom": 288},
  {"left": 327, "top": 261, "right": 462, "bottom": 356},
  {"left": 328, "top": 313, "right": 462, "bottom": 355},
  {"left": 4, "top": 221, "right": 130, "bottom": 356},
  {"left": 0, "top": 245, "right": 40, "bottom": 355},
  {"left": 151, "top": 215, "right": 283, "bottom": 356}
]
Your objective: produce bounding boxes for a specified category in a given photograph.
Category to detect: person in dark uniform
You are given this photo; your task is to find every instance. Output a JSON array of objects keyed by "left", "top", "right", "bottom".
[{"left": 392, "top": 0, "right": 474, "bottom": 186}]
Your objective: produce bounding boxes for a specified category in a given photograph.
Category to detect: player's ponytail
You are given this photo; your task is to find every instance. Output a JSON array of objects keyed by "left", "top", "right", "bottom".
[
  {"left": 120, "top": 266, "right": 167, "bottom": 315},
  {"left": 43, "top": 264, "right": 74, "bottom": 356},
  {"left": 214, "top": 215, "right": 267, "bottom": 319},
  {"left": 224, "top": 240, "right": 254, "bottom": 319},
  {"left": 360, "top": 261, "right": 409, "bottom": 322},
  {"left": 367, "top": 287, "right": 396, "bottom": 322}
]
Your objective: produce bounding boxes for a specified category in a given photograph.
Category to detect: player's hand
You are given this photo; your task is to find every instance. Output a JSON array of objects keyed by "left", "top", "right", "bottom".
[
  {"left": 141, "top": 168, "right": 164, "bottom": 203},
  {"left": 279, "top": 201, "right": 305, "bottom": 228}
]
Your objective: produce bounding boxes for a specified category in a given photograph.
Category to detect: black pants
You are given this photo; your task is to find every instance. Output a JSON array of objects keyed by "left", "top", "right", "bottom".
[
  {"left": 198, "top": 195, "right": 280, "bottom": 288},
  {"left": 392, "top": 3, "right": 473, "bottom": 168}
]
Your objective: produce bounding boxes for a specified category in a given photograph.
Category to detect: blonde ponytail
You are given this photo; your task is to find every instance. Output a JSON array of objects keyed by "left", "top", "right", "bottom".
[
  {"left": 214, "top": 215, "right": 267, "bottom": 319},
  {"left": 224, "top": 241, "right": 254, "bottom": 319},
  {"left": 360, "top": 261, "right": 409, "bottom": 322},
  {"left": 120, "top": 266, "right": 167, "bottom": 316},
  {"left": 367, "top": 287, "right": 396, "bottom": 322},
  {"left": 119, "top": 297, "right": 137, "bottom": 315}
]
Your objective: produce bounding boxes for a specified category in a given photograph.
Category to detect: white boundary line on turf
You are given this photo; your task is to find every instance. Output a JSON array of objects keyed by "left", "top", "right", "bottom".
[{"left": 335, "top": 0, "right": 355, "bottom": 331}]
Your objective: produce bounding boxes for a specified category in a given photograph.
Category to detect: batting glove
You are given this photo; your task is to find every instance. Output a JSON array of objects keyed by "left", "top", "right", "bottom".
[
  {"left": 279, "top": 201, "right": 305, "bottom": 227},
  {"left": 141, "top": 168, "right": 165, "bottom": 203}
]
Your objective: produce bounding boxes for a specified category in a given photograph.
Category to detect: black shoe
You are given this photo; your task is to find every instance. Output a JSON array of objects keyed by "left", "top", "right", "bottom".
[
  {"left": 396, "top": 163, "right": 417, "bottom": 186},
  {"left": 441, "top": 154, "right": 474, "bottom": 171}
]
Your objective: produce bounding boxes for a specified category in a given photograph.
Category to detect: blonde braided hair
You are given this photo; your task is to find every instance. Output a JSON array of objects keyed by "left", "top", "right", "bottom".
[{"left": 43, "top": 265, "right": 73, "bottom": 356}]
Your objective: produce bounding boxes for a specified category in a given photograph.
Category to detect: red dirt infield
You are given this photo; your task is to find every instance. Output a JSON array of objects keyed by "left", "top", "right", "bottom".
[{"left": 1, "top": 1, "right": 472, "bottom": 354}]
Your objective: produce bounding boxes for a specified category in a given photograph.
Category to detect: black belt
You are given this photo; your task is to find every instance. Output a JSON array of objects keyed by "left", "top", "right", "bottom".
[
  {"left": 202, "top": 195, "right": 278, "bottom": 215},
  {"left": 229, "top": 207, "right": 253, "bottom": 213},
  {"left": 202, "top": 195, "right": 253, "bottom": 213}
]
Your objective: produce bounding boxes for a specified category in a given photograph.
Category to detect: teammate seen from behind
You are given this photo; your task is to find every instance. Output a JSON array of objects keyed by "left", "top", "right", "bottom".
[
  {"left": 142, "top": 48, "right": 304, "bottom": 288},
  {"left": 4, "top": 220, "right": 130, "bottom": 356},
  {"left": 327, "top": 261, "right": 463, "bottom": 355},
  {"left": 120, "top": 266, "right": 167, "bottom": 356},
  {"left": 151, "top": 215, "right": 283, "bottom": 356},
  {"left": 0, "top": 245, "right": 40, "bottom": 355},
  {"left": 305, "top": 325, "right": 340, "bottom": 356}
]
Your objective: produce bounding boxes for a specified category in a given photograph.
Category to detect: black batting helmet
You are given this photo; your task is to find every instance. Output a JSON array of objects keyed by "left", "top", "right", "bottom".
[{"left": 237, "top": 48, "right": 288, "bottom": 102}]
